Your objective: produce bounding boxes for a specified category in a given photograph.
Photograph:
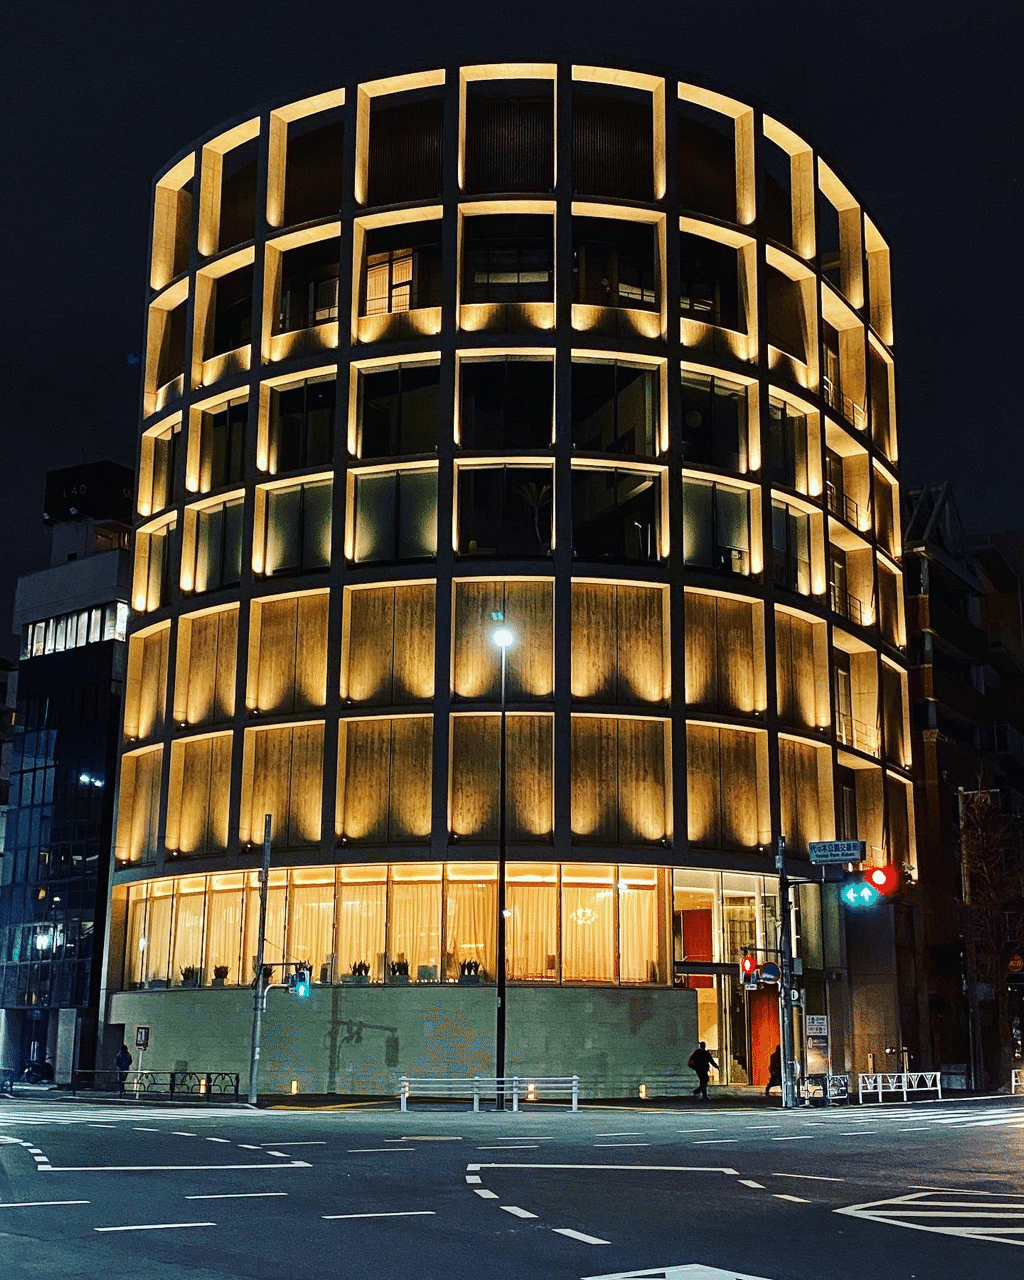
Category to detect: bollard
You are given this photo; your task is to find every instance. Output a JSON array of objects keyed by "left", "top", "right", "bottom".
[
  {"left": 571, "top": 1075, "right": 579, "bottom": 1112},
  {"left": 400, "top": 1077, "right": 408, "bottom": 1111},
  {"left": 473, "top": 1077, "right": 480, "bottom": 1113},
  {"left": 512, "top": 1077, "right": 519, "bottom": 1113}
]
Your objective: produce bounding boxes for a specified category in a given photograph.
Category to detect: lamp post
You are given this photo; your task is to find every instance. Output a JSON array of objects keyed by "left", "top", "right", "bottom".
[{"left": 492, "top": 618, "right": 515, "bottom": 1110}]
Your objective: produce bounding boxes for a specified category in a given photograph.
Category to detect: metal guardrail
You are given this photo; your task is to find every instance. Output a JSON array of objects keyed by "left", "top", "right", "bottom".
[
  {"left": 858, "top": 1071, "right": 942, "bottom": 1104},
  {"left": 1013, "top": 1068, "right": 1023, "bottom": 1095},
  {"left": 797, "top": 1073, "right": 850, "bottom": 1104},
  {"left": 71, "top": 1069, "right": 240, "bottom": 1101},
  {"left": 399, "top": 1075, "right": 579, "bottom": 1113}
]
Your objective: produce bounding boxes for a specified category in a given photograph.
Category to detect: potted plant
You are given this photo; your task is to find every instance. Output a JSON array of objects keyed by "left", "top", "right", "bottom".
[
  {"left": 389, "top": 959, "right": 410, "bottom": 985},
  {"left": 349, "top": 961, "right": 371, "bottom": 986},
  {"left": 458, "top": 959, "right": 481, "bottom": 985},
  {"left": 179, "top": 965, "right": 200, "bottom": 988},
  {"left": 211, "top": 965, "right": 229, "bottom": 988}
]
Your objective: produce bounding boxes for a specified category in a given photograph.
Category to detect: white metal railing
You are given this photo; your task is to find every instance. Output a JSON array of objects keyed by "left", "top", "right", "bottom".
[
  {"left": 858, "top": 1071, "right": 942, "bottom": 1104},
  {"left": 399, "top": 1075, "right": 579, "bottom": 1113},
  {"left": 797, "top": 1073, "right": 850, "bottom": 1103},
  {"left": 1013, "top": 1068, "right": 1023, "bottom": 1095}
]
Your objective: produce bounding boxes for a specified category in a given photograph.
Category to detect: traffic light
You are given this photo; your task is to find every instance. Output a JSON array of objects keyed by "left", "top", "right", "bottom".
[
  {"left": 840, "top": 866, "right": 900, "bottom": 909},
  {"left": 288, "top": 967, "right": 311, "bottom": 997},
  {"left": 739, "top": 951, "right": 759, "bottom": 988}
]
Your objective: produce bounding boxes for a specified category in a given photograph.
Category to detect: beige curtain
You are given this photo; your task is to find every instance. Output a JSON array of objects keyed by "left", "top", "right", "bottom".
[
  {"left": 779, "top": 737, "right": 821, "bottom": 852},
  {"left": 717, "top": 597, "right": 757, "bottom": 713},
  {"left": 145, "top": 889, "right": 173, "bottom": 982},
  {"left": 336, "top": 882, "right": 387, "bottom": 980},
  {"left": 179, "top": 608, "right": 237, "bottom": 725},
  {"left": 171, "top": 734, "right": 232, "bottom": 855},
  {"left": 346, "top": 587, "right": 393, "bottom": 703},
  {"left": 248, "top": 724, "right": 323, "bottom": 848},
  {"left": 776, "top": 610, "right": 816, "bottom": 727},
  {"left": 243, "top": 881, "right": 287, "bottom": 975},
  {"left": 170, "top": 886, "right": 206, "bottom": 981},
  {"left": 508, "top": 881, "right": 557, "bottom": 980},
  {"left": 393, "top": 583, "right": 435, "bottom": 700},
  {"left": 339, "top": 719, "right": 390, "bottom": 840},
  {"left": 295, "top": 594, "right": 329, "bottom": 707},
  {"left": 686, "top": 724, "right": 720, "bottom": 847},
  {"left": 388, "top": 881, "right": 441, "bottom": 979},
  {"left": 204, "top": 890, "right": 243, "bottom": 984},
  {"left": 562, "top": 884, "right": 615, "bottom": 982},
  {"left": 390, "top": 717, "right": 432, "bottom": 839},
  {"left": 254, "top": 595, "right": 328, "bottom": 713},
  {"left": 450, "top": 715, "right": 499, "bottom": 838},
  {"left": 125, "top": 892, "right": 147, "bottom": 986},
  {"left": 288, "top": 885, "right": 336, "bottom": 975},
  {"left": 289, "top": 723, "right": 324, "bottom": 845},
  {"left": 619, "top": 881, "right": 661, "bottom": 983},
  {"left": 126, "top": 625, "right": 169, "bottom": 739},
  {"left": 571, "top": 717, "right": 618, "bottom": 840},
  {"left": 684, "top": 591, "right": 716, "bottom": 707},
  {"left": 118, "top": 748, "right": 163, "bottom": 863},
  {"left": 445, "top": 880, "right": 496, "bottom": 980},
  {"left": 508, "top": 715, "right": 553, "bottom": 839}
]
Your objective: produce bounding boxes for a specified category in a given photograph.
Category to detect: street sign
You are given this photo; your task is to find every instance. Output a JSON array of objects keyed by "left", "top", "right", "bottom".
[
  {"left": 808, "top": 839, "right": 864, "bottom": 865},
  {"left": 1009, "top": 954, "right": 1023, "bottom": 974},
  {"left": 805, "top": 1015, "right": 827, "bottom": 1036},
  {"left": 584, "top": 1265, "right": 782, "bottom": 1279},
  {"left": 135, "top": 1026, "right": 150, "bottom": 1050},
  {"left": 760, "top": 962, "right": 781, "bottom": 984}
]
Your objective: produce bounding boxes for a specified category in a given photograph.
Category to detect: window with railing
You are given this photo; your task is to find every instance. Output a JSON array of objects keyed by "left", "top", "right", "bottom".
[
  {"left": 274, "top": 240, "right": 340, "bottom": 334},
  {"left": 825, "top": 451, "right": 861, "bottom": 527},
  {"left": 771, "top": 500, "right": 810, "bottom": 594},
  {"left": 573, "top": 216, "right": 658, "bottom": 311},
  {"left": 573, "top": 360, "right": 657, "bottom": 456},
  {"left": 352, "top": 468, "right": 438, "bottom": 564},
  {"left": 457, "top": 465, "right": 553, "bottom": 557},
  {"left": 822, "top": 321, "right": 865, "bottom": 428},
  {"left": 462, "top": 214, "right": 553, "bottom": 305},
  {"left": 679, "top": 232, "right": 742, "bottom": 330},
  {"left": 361, "top": 223, "right": 442, "bottom": 316},
  {"left": 681, "top": 373, "right": 746, "bottom": 471},
  {"left": 572, "top": 467, "right": 661, "bottom": 563},
  {"left": 829, "top": 549, "right": 864, "bottom": 625},
  {"left": 358, "top": 363, "right": 439, "bottom": 458},
  {"left": 267, "top": 377, "right": 335, "bottom": 474},
  {"left": 683, "top": 478, "right": 750, "bottom": 575},
  {"left": 767, "top": 398, "right": 808, "bottom": 491}
]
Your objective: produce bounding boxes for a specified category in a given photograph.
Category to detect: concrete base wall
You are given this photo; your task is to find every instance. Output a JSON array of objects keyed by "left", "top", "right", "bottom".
[{"left": 108, "top": 984, "right": 698, "bottom": 1098}]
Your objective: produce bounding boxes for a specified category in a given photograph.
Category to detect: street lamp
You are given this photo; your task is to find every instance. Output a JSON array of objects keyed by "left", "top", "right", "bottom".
[{"left": 492, "top": 616, "right": 515, "bottom": 1109}]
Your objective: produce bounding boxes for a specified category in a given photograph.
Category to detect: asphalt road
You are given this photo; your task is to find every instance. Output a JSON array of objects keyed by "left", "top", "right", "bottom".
[{"left": 1, "top": 1093, "right": 1022, "bottom": 1279}]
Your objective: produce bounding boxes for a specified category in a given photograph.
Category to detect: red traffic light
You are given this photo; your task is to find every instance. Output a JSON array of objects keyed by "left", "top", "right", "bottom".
[
  {"left": 740, "top": 953, "right": 757, "bottom": 976},
  {"left": 865, "top": 865, "right": 900, "bottom": 896}
]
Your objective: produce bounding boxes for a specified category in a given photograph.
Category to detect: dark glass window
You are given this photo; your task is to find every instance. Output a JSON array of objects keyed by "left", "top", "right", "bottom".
[
  {"left": 264, "top": 480, "right": 332, "bottom": 575},
  {"left": 460, "top": 360, "right": 553, "bottom": 450},
  {"left": 362, "top": 222, "right": 443, "bottom": 315},
  {"left": 359, "top": 364, "right": 440, "bottom": 458},
  {"left": 573, "top": 217, "right": 657, "bottom": 310},
  {"left": 771, "top": 500, "right": 810, "bottom": 594},
  {"left": 150, "top": 428, "right": 180, "bottom": 510},
  {"left": 573, "top": 89, "right": 653, "bottom": 201},
  {"left": 869, "top": 345, "right": 892, "bottom": 454},
  {"left": 678, "top": 104, "right": 736, "bottom": 222},
  {"left": 367, "top": 93, "right": 443, "bottom": 206},
  {"left": 352, "top": 469, "right": 438, "bottom": 563},
  {"left": 764, "top": 266, "right": 806, "bottom": 362},
  {"left": 761, "top": 138, "right": 793, "bottom": 249},
  {"left": 457, "top": 466, "right": 552, "bottom": 557},
  {"left": 817, "top": 191, "right": 842, "bottom": 291},
  {"left": 679, "top": 232, "right": 741, "bottom": 330},
  {"left": 275, "top": 240, "right": 340, "bottom": 334},
  {"left": 464, "top": 81, "right": 554, "bottom": 193},
  {"left": 572, "top": 468, "right": 660, "bottom": 562},
  {"left": 680, "top": 373, "right": 746, "bottom": 471},
  {"left": 462, "top": 214, "right": 553, "bottom": 304},
  {"left": 826, "top": 451, "right": 861, "bottom": 527},
  {"left": 210, "top": 267, "right": 253, "bottom": 358},
  {"left": 199, "top": 400, "right": 246, "bottom": 492},
  {"left": 156, "top": 303, "right": 186, "bottom": 388},
  {"left": 284, "top": 114, "right": 344, "bottom": 225},
  {"left": 171, "top": 181, "right": 192, "bottom": 278},
  {"left": 767, "top": 398, "right": 808, "bottom": 490},
  {"left": 194, "top": 498, "right": 243, "bottom": 593},
  {"left": 145, "top": 525, "right": 172, "bottom": 608},
  {"left": 572, "top": 362, "right": 656, "bottom": 456},
  {"left": 682, "top": 479, "right": 749, "bottom": 575},
  {"left": 268, "top": 379, "right": 335, "bottom": 474},
  {"left": 218, "top": 141, "right": 257, "bottom": 251}
]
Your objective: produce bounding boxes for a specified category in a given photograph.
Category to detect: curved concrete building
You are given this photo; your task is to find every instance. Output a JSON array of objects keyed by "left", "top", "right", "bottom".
[{"left": 104, "top": 62, "right": 913, "bottom": 1096}]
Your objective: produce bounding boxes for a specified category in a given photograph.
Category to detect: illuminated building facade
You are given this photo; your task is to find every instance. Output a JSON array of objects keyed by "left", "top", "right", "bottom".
[{"left": 104, "top": 64, "right": 913, "bottom": 1094}]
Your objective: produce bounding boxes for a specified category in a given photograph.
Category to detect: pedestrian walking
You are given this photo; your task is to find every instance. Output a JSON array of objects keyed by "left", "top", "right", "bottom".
[
  {"left": 688, "top": 1041, "right": 719, "bottom": 1101},
  {"left": 764, "top": 1043, "right": 782, "bottom": 1097},
  {"left": 115, "top": 1044, "right": 133, "bottom": 1096}
]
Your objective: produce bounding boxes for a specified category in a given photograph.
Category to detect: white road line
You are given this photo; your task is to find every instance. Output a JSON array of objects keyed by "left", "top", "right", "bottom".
[
  {"left": 552, "top": 1227, "right": 610, "bottom": 1245},
  {"left": 593, "top": 1143, "right": 650, "bottom": 1148},
  {"left": 205, "top": 1137, "right": 230, "bottom": 1143},
  {"left": 740, "top": 1180, "right": 765, "bottom": 1189},
  {"left": 474, "top": 1189, "right": 499, "bottom": 1199},
  {"left": 346, "top": 1148, "right": 413, "bottom": 1154},
  {"left": 595, "top": 1132, "right": 642, "bottom": 1137},
  {"left": 42, "top": 1161, "right": 312, "bottom": 1172},
  {"left": 0, "top": 1200, "right": 89, "bottom": 1208},
  {"left": 491, "top": 1135, "right": 553, "bottom": 1141},
  {"left": 133, "top": 1127, "right": 160, "bottom": 1132},
  {"left": 95, "top": 1222, "right": 216, "bottom": 1232},
  {"left": 170, "top": 1132, "right": 196, "bottom": 1138},
  {"left": 501, "top": 1205, "right": 538, "bottom": 1218},
  {"left": 841, "top": 1130, "right": 875, "bottom": 1136},
  {"left": 900, "top": 1127, "right": 931, "bottom": 1132},
  {"left": 186, "top": 1192, "right": 288, "bottom": 1200},
  {"left": 774, "top": 1173, "right": 844, "bottom": 1182},
  {"left": 908, "top": 1186, "right": 1024, "bottom": 1196},
  {"left": 471, "top": 1162, "right": 739, "bottom": 1175},
  {"left": 237, "top": 1143, "right": 262, "bottom": 1149},
  {"left": 265, "top": 1150, "right": 291, "bottom": 1158},
  {"left": 476, "top": 1144, "right": 539, "bottom": 1150},
  {"left": 771, "top": 1135, "right": 816, "bottom": 1141},
  {"left": 87, "top": 1124, "right": 116, "bottom": 1128},
  {"left": 692, "top": 1140, "right": 737, "bottom": 1145},
  {"left": 465, "top": 1175, "right": 481, "bottom": 1184},
  {"left": 322, "top": 1211, "right": 435, "bottom": 1220},
  {"left": 677, "top": 1127, "right": 718, "bottom": 1133},
  {"left": 746, "top": 1124, "right": 781, "bottom": 1130},
  {"left": 774, "top": 1194, "right": 811, "bottom": 1203},
  {"left": 262, "top": 1141, "right": 326, "bottom": 1146}
]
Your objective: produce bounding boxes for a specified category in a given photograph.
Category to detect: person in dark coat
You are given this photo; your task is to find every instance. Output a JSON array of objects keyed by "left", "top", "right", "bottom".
[
  {"left": 688, "top": 1041, "right": 719, "bottom": 1101},
  {"left": 115, "top": 1044, "right": 133, "bottom": 1096},
  {"left": 765, "top": 1043, "right": 782, "bottom": 1097}
]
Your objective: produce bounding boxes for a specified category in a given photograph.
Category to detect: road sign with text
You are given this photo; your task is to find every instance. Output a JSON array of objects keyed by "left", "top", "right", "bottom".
[{"left": 808, "top": 839, "right": 864, "bottom": 865}]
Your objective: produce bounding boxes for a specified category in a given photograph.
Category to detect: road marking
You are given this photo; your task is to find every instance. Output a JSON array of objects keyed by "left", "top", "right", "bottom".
[
  {"left": 745, "top": 1125, "right": 781, "bottom": 1130},
  {"left": 908, "top": 1186, "right": 1024, "bottom": 1196},
  {"left": 95, "top": 1222, "right": 216, "bottom": 1232},
  {"left": 677, "top": 1127, "right": 718, "bottom": 1133},
  {"left": 186, "top": 1192, "right": 288, "bottom": 1200},
  {"left": 840, "top": 1130, "right": 875, "bottom": 1135},
  {"left": 133, "top": 1127, "right": 160, "bottom": 1132},
  {"left": 0, "top": 1200, "right": 90, "bottom": 1208},
  {"left": 770, "top": 1135, "right": 815, "bottom": 1141},
  {"left": 553, "top": 1227, "right": 611, "bottom": 1245},
  {"left": 773, "top": 1173, "right": 844, "bottom": 1182},
  {"left": 465, "top": 1175, "right": 481, "bottom": 1184},
  {"left": 87, "top": 1124, "right": 116, "bottom": 1128},
  {"left": 205, "top": 1137, "right": 230, "bottom": 1143},
  {"left": 346, "top": 1148, "right": 413, "bottom": 1154},
  {"left": 170, "top": 1132, "right": 196, "bottom": 1137},
  {"left": 501, "top": 1205, "right": 538, "bottom": 1218},
  {"left": 477, "top": 1144, "right": 539, "bottom": 1150},
  {"left": 491, "top": 1135, "right": 553, "bottom": 1141},
  {"left": 322, "top": 1211, "right": 435, "bottom": 1220},
  {"left": 265, "top": 1150, "right": 292, "bottom": 1158},
  {"left": 237, "top": 1143, "right": 262, "bottom": 1149},
  {"left": 470, "top": 1163, "right": 740, "bottom": 1176},
  {"left": 42, "top": 1161, "right": 312, "bottom": 1172},
  {"left": 474, "top": 1188, "right": 499, "bottom": 1199},
  {"left": 774, "top": 1194, "right": 811, "bottom": 1203},
  {"left": 596, "top": 1132, "right": 642, "bottom": 1137},
  {"left": 900, "top": 1127, "right": 931, "bottom": 1132},
  {"left": 836, "top": 1190, "right": 1024, "bottom": 1245},
  {"left": 740, "top": 1180, "right": 765, "bottom": 1189},
  {"left": 594, "top": 1143, "right": 650, "bottom": 1148},
  {"left": 262, "top": 1141, "right": 326, "bottom": 1146},
  {"left": 692, "top": 1140, "right": 737, "bottom": 1145}
]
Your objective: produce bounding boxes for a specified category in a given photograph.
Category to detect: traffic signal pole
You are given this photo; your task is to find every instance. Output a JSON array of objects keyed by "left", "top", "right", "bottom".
[
  {"left": 247, "top": 814, "right": 272, "bottom": 1106},
  {"left": 776, "top": 837, "right": 797, "bottom": 1110}
]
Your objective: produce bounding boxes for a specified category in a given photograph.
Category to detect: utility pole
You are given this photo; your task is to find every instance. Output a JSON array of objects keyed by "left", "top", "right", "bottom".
[
  {"left": 495, "top": 624, "right": 510, "bottom": 1111},
  {"left": 776, "top": 836, "right": 797, "bottom": 1109},
  {"left": 247, "top": 814, "right": 272, "bottom": 1106}
]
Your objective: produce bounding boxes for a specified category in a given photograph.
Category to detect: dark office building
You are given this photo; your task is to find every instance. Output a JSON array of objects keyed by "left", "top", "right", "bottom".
[{"left": 0, "top": 462, "right": 132, "bottom": 1081}]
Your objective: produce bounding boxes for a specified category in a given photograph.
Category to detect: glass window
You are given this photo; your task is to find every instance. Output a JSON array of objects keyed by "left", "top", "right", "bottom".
[
  {"left": 772, "top": 500, "right": 811, "bottom": 595},
  {"left": 170, "top": 880, "right": 206, "bottom": 986},
  {"left": 682, "top": 478, "right": 749, "bottom": 574},
  {"left": 362, "top": 222, "right": 442, "bottom": 316},
  {"left": 572, "top": 361, "right": 656, "bottom": 455},
  {"left": 358, "top": 364, "right": 439, "bottom": 458},
  {"left": 288, "top": 877, "right": 335, "bottom": 982},
  {"left": 336, "top": 873, "right": 386, "bottom": 982},
  {"left": 199, "top": 400, "right": 246, "bottom": 492},
  {"left": 193, "top": 498, "right": 243, "bottom": 592},
  {"left": 573, "top": 216, "right": 658, "bottom": 310},
  {"left": 572, "top": 467, "right": 660, "bottom": 562},
  {"left": 462, "top": 213, "right": 553, "bottom": 304},
  {"left": 444, "top": 864, "right": 496, "bottom": 982},
  {"left": 680, "top": 373, "right": 747, "bottom": 471},
  {"left": 268, "top": 378, "right": 335, "bottom": 474},
  {"left": 561, "top": 863, "right": 616, "bottom": 982},
  {"left": 619, "top": 866, "right": 667, "bottom": 984},
  {"left": 457, "top": 465, "right": 553, "bottom": 557},
  {"left": 679, "top": 232, "right": 742, "bottom": 330},
  {"left": 204, "top": 882, "right": 244, "bottom": 986},
  {"left": 209, "top": 266, "right": 253, "bottom": 358},
  {"left": 767, "top": 398, "right": 808, "bottom": 491},
  {"left": 507, "top": 862, "right": 557, "bottom": 982},
  {"left": 460, "top": 359, "right": 553, "bottom": 450},
  {"left": 263, "top": 480, "right": 332, "bottom": 575},
  {"left": 274, "top": 239, "right": 340, "bottom": 333},
  {"left": 148, "top": 426, "right": 180, "bottom": 511},
  {"left": 352, "top": 468, "right": 437, "bottom": 563},
  {"left": 388, "top": 865, "right": 441, "bottom": 982}
]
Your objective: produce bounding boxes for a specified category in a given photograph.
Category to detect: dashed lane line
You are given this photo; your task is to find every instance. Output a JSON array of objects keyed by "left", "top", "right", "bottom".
[
  {"left": 465, "top": 1175, "right": 481, "bottom": 1184},
  {"left": 740, "top": 1180, "right": 765, "bottom": 1189},
  {"left": 205, "top": 1137, "right": 230, "bottom": 1143},
  {"left": 552, "top": 1228, "right": 610, "bottom": 1245},
  {"left": 595, "top": 1132, "right": 642, "bottom": 1138},
  {"left": 500, "top": 1205, "right": 538, "bottom": 1219},
  {"left": 773, "top": 1173, "right": 844, "bottom": 1182},
  {"left": 40, "top": 1161, "right": 312, "bottom": 1172},
  {"left": 264, "top": 1150, "right": 292, "bottom": 1158},
  {"left": 322, "top": 1211, "right": 435, "bottom": 1221},
  {"left": 0, "top": 1200, "right": 89, "bottom": 1208},
  {"left": 841, "top": 1130, "right": 876, "bottom": 1136},
  {"left": 476, "top": 1144, "right": 540, "bottom": 1150},
  {"left": 186, "top": 1192, "right": 287, "bottom": 1200},
  {"left": 770, "top": 1135, "right": 816, "bottom": 1141},
  {"left": 346, "top": 1148, "right": 414, "bottom": 1154},
  {"left": 774, "top": 1194, "right": 811, "bottom": 1203},
  {"left": 261, "top": 1141, "right": 325, "bottom": 1146},
  {"left": 474, "top": 1189, "right": 499, "bottom": 1200},
  {"left": 593, "top": 1143, "right": 649, "bottom": 1148},
  {"left": 692, "top": 1140, "right": 737, "bottom": 1145},
  {"left": 95, "top": 1222, "right": 216, "bottom": 1233}
]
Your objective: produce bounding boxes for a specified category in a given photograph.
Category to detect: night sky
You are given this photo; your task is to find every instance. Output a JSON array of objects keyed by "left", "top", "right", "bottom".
[{"left": 3, "top": 1, "right": 1022, "bottom": 657}]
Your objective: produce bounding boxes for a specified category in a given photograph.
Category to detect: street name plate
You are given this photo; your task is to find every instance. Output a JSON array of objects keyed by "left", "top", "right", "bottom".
[
  {"left": 805, "top": 1015, "right": 828, "bottom": 1036},
  {"left": 808, "top": 839, "right": 864, "bottom": 865}
]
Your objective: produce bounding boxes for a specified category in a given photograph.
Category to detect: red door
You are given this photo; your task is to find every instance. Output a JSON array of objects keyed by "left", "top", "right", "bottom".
[{"left": 749, "top": 987, "right": 780, "bottom": 1087}]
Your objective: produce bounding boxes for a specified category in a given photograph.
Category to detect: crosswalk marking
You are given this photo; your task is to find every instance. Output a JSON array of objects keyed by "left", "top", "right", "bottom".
[
  {"left": 836, "top": 1189, "right": 1024, "bottom": 1247},
  {"left": 0, "top": 1106, "right": 243, "bottom": 1126}
]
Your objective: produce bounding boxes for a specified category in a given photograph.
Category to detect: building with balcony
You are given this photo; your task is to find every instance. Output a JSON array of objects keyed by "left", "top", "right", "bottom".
[
  {"left": 103, "top": 63, "right": 914, "bottom": 1096},
  {"left": 0, "top": 462, "right": 132, "bottom": 1080}
]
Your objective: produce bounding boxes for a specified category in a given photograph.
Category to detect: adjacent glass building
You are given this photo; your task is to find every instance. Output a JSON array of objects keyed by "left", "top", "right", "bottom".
[{"left": 104, "top": 63, "right": 914, "bottom": 1095}]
